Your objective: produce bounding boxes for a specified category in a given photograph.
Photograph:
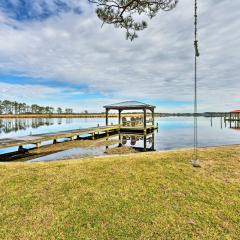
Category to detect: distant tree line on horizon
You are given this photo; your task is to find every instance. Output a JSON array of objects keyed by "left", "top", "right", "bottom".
[
  {"left": 0, "top": 99, "right": 230, "bottom": 116},
  {"left": 0, "top": 100, "right": 73, "bottom": 115}
]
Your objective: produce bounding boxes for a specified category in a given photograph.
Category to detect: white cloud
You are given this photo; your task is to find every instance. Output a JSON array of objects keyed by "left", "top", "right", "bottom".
[
  {"left": 0, "top": 82, "right": 63, "bottom": 100},
  {"left": 0, "top": 0, "right": 239, "bottom": 112},
  {"left": 0, "top": 82, "right": 82, "bottom": 110}
]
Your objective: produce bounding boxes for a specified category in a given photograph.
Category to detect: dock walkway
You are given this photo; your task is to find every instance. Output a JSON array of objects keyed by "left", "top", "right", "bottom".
[{"left": 0, "top": 125, "right": 120, "bottom": 150}]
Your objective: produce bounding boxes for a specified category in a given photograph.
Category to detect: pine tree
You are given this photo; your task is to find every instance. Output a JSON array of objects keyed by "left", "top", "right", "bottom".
[{"left": 90, "top": 0, "right": 178, "bottom": 40}]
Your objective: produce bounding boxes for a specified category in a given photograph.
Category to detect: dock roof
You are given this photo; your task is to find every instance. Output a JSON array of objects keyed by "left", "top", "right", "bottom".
[{"left": 104, "top": 101, "right": 155, "bottom": 110}]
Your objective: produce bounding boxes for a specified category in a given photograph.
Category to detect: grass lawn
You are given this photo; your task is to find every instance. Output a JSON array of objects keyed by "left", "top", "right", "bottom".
[{"left": 0, "top": 145, "right": 239, "bottom": 239}]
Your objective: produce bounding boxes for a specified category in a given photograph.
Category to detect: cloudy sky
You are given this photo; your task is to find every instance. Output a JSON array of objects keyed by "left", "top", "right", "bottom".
[{"left": 0, "top": 0, "right": 239, "bottom": 113}]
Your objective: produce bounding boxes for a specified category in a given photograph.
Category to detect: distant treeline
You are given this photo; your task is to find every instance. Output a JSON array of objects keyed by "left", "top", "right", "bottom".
[
  {"left": 0, "top": 100, "right": 73, "bottom": 115},
  {"left": 203, "top": 112, "right": 230, "bottom": 117},
  {"left": 0, "top": 99, "right": 230, "bottom": 117},
  {"left": 160, "top": 112, "right": 231, "bottom": 117},
  {"left": 158, "top": 113, "right": 202, "bottom": 117}
]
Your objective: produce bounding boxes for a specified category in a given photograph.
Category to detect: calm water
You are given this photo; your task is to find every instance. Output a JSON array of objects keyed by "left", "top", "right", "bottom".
[{"left": 0, "top": 117, "right": 239, "bottom": 159}]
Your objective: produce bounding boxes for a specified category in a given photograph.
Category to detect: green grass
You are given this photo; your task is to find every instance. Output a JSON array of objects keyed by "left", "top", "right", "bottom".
[{"left": 0, "top": 145, "right": 240, "bottom": 239}]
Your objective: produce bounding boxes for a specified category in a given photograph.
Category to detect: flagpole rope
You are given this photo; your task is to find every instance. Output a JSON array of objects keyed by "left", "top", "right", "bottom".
[{"left": 193, "top": 0, "right": 200, "bottom": 166}]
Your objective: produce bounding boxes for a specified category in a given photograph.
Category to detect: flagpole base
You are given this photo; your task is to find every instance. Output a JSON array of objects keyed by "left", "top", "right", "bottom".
[{"left": 191, "top": 159, "right": 201, "bottom": 167}]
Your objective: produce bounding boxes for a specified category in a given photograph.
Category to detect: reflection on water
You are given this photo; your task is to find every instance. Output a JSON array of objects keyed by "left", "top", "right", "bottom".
[
  {"left": 0, "top": 118, "right": 56, "bottom": 135},
  {"left": 0, "top": 117, "right": 101, "bottom": 140},
  {"left": 27, "top": 146, "right": 108, "bottom": 162},
  {"left": 28, "top": 132, "right": 155, "bottom": 162},
  {"left": 227, "top": 120, "right": 240, "bottom": 130},
  {"left": 111, "top": 132, "right": 155, "bottom": 151}
]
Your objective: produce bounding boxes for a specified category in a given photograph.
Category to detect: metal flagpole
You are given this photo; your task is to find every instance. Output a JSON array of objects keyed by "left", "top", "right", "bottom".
[{"left": 192, "top": 0, "right": 200, "bottom": 167}]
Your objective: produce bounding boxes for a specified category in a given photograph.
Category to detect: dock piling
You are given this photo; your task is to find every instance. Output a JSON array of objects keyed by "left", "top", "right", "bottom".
[
  {"left": 35, "top": 143, "right": 41, "bottom": 148},
  {"left": 18, "top": 145, "right": 24, "bottom": 152}
]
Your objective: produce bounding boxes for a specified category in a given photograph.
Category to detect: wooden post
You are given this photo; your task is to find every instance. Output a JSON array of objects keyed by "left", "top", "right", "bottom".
[
  {"left": 18, "top": 145, "right": 24, "bottom": 152},
  {"left": 151, "top": 108, "right": 155, "bottom": 126},
  {"left": 118, "top": 133, "right": 122, "bottom": 147},
  {"left": 143, "top": 108, "right": 146, "bottom": 132},
  {"left": 143, "top": 134, "right": 147, "bottom": 152},
  {"left": 106, "top": 109, "right": 109, "bottom": 126},
  {"left": 118, "top": 109, "right": 122, "bottom": 125},
  {"left": 152, "top": 132, "right": 155, "bottom": 151},
  {"left": 230, "top": 112, "right": 233, "bottom": 129}
]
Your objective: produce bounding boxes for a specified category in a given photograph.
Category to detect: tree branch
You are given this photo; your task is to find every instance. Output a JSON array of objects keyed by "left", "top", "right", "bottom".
[{"left": 89, "top": 0, "right": 178, "bottom": 40}]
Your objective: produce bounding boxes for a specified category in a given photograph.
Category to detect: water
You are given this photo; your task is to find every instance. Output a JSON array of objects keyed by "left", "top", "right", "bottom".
[
  {"left": 0, "top": 117, "right": 239, "bottom": 160},
  {"left": 27, "top": 134, "right": 154, "bottom": 162},
  {"left": 27, "top": 146, "right": 108, "bottom": 162}
]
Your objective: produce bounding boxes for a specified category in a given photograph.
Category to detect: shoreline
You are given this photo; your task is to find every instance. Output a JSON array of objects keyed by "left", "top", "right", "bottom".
[
  {"left": 1, "top": 143, "right": 239, "bottom": 163},
  {"left": 47, "top": 144, "right": 240, "bottom": 163}
]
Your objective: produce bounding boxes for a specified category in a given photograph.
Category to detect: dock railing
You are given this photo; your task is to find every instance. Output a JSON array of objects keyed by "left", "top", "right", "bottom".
[{"left": 122, "top": 118, "right": 154, "bottom": 127}]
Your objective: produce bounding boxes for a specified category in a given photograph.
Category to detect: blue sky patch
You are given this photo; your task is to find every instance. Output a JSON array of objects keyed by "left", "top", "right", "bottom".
[{"left": 0, "top": 0, "right": 80, "bottom": 21}]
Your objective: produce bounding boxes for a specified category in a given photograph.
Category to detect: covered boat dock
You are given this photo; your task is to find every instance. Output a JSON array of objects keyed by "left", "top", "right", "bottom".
[{"left": 104, "top": 101, "right": 157, "bottom": 133}]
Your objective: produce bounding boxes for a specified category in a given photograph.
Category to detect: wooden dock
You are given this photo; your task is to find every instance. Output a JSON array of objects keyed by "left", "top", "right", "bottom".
[
  {"left": 224, "top": 118, "right": 240, "bottom": 122},
  {"left": 0, "top": 124, "right": 157, "bottom": 151},
  {"left": 224, "top": 111, "right": 240, "bottom": 122}
]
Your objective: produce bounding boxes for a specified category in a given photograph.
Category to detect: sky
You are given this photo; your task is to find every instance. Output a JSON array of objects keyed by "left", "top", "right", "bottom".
[{"left": 0, "top": 0, "right": 239, "bottom": 113}]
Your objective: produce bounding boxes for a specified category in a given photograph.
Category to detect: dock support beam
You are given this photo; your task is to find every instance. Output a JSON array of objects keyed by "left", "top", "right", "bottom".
[
  {"left": 106, "top": 109, "right": 109, "bottom": 126},
  {"left": 143, "top": 108, "right": 147, "bottom": 133},
  {"left": 18, "top": 145, "right": 24, "bottom": 152},
  {"left": 144, "top": 134, "right": 147, "bottom": 152},
  {"left": 35, "top": 143, "right": 41, "bottom": 148},
  {"left": 118, "top": 109, "right": 122, "bottom": 125},
  {"left": 152, "top": 132, "right": 155, "bottom": 150},
  {"left": 151, "top": 108, "right": 155, "bottom": 126}
]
